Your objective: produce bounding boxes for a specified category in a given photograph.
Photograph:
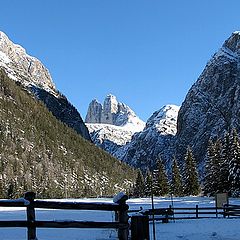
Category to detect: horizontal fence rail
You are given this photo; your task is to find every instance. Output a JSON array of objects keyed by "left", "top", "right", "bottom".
[{"left": 0, "top": 192, "right": 130, "bottom": 240}]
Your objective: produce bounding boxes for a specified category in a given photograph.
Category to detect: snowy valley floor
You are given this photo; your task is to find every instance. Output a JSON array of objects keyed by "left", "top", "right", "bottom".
[{"left": 0, "top": 196, "right": 239, "bottom": 240}]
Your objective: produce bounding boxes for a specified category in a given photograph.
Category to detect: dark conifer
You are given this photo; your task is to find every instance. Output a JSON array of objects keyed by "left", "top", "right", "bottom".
[
  {"left": 183, "top": 146, "right": 201, "bottom": 196},
  {"left": 229, "top": 129, "right": 240, "bottom": 197},
  {"left": 171, "top": 156, "right": 183, "bottom": 196},
  {"left": 219, "top": 132, "right": 231, "bottom": 193},
  {"left": 203, "top": 139, "right": 222, "bottom": 195},
  {"left": 144, "top": 169, "right": 153, "bottom": 197},
  {"left": 133, "top": 169, "right": 145, "bottom": 197},
  {"left": 152, "top": 158, "right": 169, "bottom": 196}
]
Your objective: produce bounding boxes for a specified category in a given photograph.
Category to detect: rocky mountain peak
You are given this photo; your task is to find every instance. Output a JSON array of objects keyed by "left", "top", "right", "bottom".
[
  {"left": 101, "top": 94, "right": 119, "bottom": 124},
  {"left": 146, "top": 105, "right": 180, "bottom": 135},
  {"left": 85, "top": 94, "right": 145, "bottom": 131},
  {"left": 114, "top": 104, "right": 180, "bottom": 169},
  {"left": 0, "top": 31, "right": 56, "bottom": 94},
  {"left": 223, "top": 31, "right": 240, "bottom": 53}
]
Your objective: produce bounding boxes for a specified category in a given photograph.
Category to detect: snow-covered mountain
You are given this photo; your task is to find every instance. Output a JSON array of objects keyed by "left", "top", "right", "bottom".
[
  {"left": 86, "top": 94, "right": 145, "bottom": 131},
  {"left": 175, "top": 31, "right": 240, "bottom": 166},
  {"left": 0, "top": 31, "right": 90, "bottom": 140},
  {"left": 85, "top": 94, "right": 145, "bottom": 155},
  {"left": 0, "top": 31, "right": 56, "bottom": 94},
  {"left": 114, "top": 105, "right": 180, "bottom": 169}
]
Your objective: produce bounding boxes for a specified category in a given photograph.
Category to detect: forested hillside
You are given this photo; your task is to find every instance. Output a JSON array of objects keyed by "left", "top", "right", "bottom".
[{"left": 0, "top": 69, "right": 136, "bottom": 198}]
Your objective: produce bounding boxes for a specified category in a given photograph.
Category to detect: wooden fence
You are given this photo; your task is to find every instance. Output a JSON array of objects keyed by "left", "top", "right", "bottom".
[
  {"left": 0, "top": 192, "right": 129, "bottom": 240},
  {"left": 129, "top": 204, "right": 240, "bottom": 222},
  {"left": 223, "top": 204, "right": 240, "bottom": 217}
]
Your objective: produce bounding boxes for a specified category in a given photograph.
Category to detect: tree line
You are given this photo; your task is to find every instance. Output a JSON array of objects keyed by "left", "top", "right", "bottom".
[
  {"left": 132, "top": 147, "right": 201, "bottom": 197},
  {"left": 204, "top": 129, "right": 240, "bottom": 197},
  {"left": 132, "top": 129, "right": 240, "bottom": 198}
]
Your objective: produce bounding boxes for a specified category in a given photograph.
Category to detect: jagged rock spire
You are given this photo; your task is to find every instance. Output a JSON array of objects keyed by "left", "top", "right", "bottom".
[{"left": 85, "top": 94, "right": 145, "bottom": 130}]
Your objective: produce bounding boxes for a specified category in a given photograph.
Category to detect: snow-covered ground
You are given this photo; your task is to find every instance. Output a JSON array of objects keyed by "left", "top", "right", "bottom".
[{"left": 0, "top": 196, "right": 239, "bottom": 240}]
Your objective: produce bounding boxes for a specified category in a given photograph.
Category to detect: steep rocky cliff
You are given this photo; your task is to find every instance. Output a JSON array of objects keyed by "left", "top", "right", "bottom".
[
  {"left": 86, "top": 94, "right": 145, "bottom": 129},
  {"left": 0, "top": 31, "right": 90, "bottom": 140},
  {"left": 175, "top": 31, "right": 240, "bottom": 166}
]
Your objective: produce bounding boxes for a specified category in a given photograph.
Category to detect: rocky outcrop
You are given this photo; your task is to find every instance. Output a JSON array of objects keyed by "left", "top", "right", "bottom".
[
  {"left": 86, "top": 94, "right": 145, "bottom": 130},
  {"left": 85, "top": 99, "right": 103, "bottom": 124},
  {"left": 85, "top": 94, "right": 145, "bottom": 155},
  {"left": 175, "top": 31, "right": 240, "bottom": 166},
  {"left": 115, "top": 105, "right": 179, "bottom": 170},
  {"left": 0, "top": 31, "right": 91, "bottom": 141}
]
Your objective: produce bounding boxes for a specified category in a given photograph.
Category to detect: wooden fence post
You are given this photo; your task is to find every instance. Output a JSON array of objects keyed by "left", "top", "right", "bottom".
[
  {"left": 24, "top": 192, "right": 37, "bottom": 240},
  {"left": 196, "top": 205, "right": 199, "bottom": 218},
  {"left": 131, "top": 214, "right": 149, "bottom": 240},
  {"left": 113, "top": 192, "right": 129, "bottom": 240}
]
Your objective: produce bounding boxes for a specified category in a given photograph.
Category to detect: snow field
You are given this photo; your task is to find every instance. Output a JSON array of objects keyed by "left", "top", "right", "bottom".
[{"left": 0, "top": 196, "right": 239, "bottom": 240}]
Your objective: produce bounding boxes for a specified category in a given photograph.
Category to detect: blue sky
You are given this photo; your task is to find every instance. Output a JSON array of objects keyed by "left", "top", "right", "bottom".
[{"left": 1, "top": 0, "right": 240, "bottom": 121}]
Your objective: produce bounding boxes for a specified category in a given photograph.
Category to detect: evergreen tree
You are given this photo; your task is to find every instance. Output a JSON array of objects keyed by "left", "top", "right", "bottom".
[
  {"left": 183, "top": 146, "right": 201, "bottom": 196},
  {"left": 133, "top": 169, "right": 145, "bottom": 197},
  {"left": 229, "top": 129, "right": 240, "bottom": 197},
  {"left": 144, "top": 169, "right": 153, "bottom": 197},
  {"left": 203, "top": 139, "right": 222, "bottom": 196},
  {"left": 152, "top": 159, "right": 169, "bottom": 196},
  {"left": 171, "top": 156, "right": 183, "bottom": 196},
  {"left": 219, "top": 132, "right": 231, "bottom": 193}
]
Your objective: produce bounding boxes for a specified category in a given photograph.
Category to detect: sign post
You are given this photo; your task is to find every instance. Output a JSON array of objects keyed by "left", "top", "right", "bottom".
[{"left": 215, "top": 193, "right": 229, "bottom": 217}]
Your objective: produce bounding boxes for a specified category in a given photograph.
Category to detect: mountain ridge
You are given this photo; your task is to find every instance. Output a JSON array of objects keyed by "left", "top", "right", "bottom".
[{"left": 0, "top": 31, "right": 91, "bottom": 140}]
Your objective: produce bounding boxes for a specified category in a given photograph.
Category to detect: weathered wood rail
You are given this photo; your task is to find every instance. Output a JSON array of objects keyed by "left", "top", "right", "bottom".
[{"left": 0, "top": 192, "right": 130, "bottom": 240}]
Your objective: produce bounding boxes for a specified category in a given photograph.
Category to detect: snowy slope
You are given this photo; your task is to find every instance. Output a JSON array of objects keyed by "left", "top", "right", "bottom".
[{"left": 0, "top": 196, "right": 239, "bottom": 240}]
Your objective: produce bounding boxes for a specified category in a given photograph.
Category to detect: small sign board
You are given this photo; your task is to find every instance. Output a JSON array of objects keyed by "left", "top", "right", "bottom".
[{"left": 215, "top": 193, "right": 229, "bottom": 208}]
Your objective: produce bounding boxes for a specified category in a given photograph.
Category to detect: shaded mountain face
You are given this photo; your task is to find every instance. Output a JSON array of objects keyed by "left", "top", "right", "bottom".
[
  {"left": 175, "top": 31, "right": 240, "bottom": 166},
  {"left": 115, "top": 105, "right": 180, "bottom": 170},
  {"left": 0, "top": 31, "right": 90, "bottom": 141},
  {"left": 31, "top": 86, "right": 91, "bottom": 140},
  {"left": 85, "top": 94, "right": 145, "bottom": 155}
]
